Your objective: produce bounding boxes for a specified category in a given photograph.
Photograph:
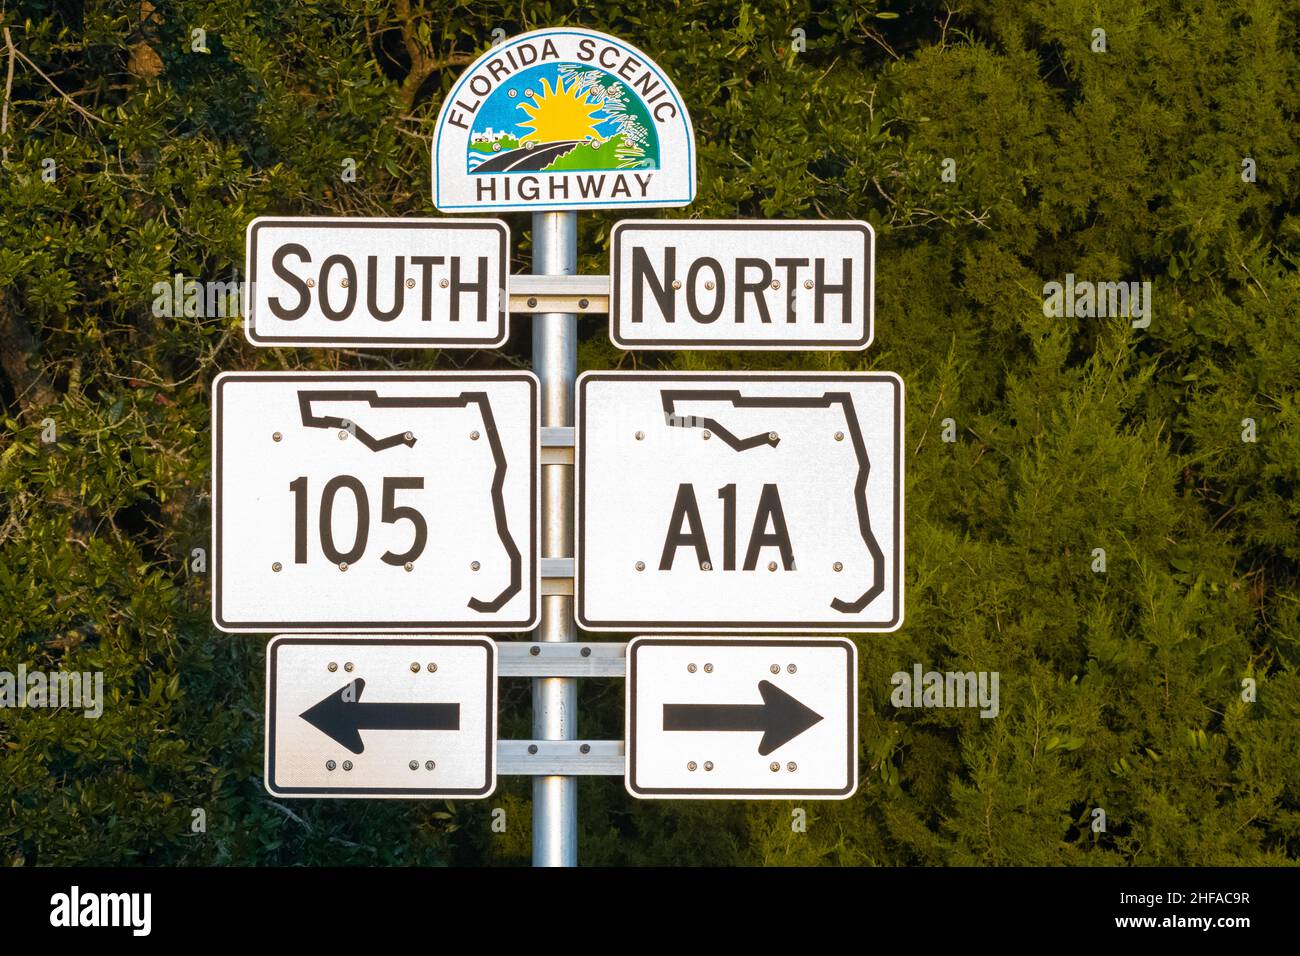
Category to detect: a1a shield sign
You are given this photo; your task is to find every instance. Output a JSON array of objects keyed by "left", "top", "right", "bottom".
[
  {"left": 433, "top": 28, "right": 695, "bottom": 212},
  {"left": 577, "top": 372, "right": 904, "bottom": 633},
  {"left": 212, "top": 372, "right": 539, "bottom": 633}
]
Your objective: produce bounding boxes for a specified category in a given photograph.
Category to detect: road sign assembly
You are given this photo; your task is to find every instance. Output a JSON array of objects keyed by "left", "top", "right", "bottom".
[
  {"left": 265, "top": 636, "right": 496, "bottom": 798},
  {"left": 610, "top": 220, "right": 875, "bottom": 350},
  {"left": 625, "top": 637, "right": 858, "bottom": 799},
  {"left": 244, "top": 217, "right": 510, "bottom": 348},
  {"left": 432, "top": 27, "right": 695, "bottom": 212},
  {"left": 212, "top": 371, "right": 539, "bottom": 633},
  {"left": 576, "top": 371, "right": 904, "bottom": 633}
]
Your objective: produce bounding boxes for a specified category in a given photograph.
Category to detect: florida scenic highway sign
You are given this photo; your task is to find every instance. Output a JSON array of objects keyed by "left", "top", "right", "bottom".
[
  {"left": 625, "top": 638, "right": 858, "bottom": 799},
  {"left": 610, "top": 220, "right": 875, "bottom": 350},
  {"left": 433, "top": 28, "right": 695, "bottom": 211},
  {"left": 212, "top": 372, "right": 538, "bottom": 632},
  {"left": 244, "top": 218, "right": 510, "bottom": 348},
  {"left": 576, "top": 372, "right": 904, "bottom": 632},
  {"left": 265, "top": 636, "right": 496, "bottom": 798}
]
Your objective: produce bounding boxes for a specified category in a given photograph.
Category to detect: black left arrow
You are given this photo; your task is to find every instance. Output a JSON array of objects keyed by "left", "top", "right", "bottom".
[
  {"left": 662, "top": 680, "right": 823, "bottom": 756},
  {"left": 299, "top": 678, "right": 460, "bottom": 755}
]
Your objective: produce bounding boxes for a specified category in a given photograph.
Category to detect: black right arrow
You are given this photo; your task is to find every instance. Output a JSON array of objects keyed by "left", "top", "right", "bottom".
[
  {"left": 662, "top": 680, "right": 823, "bottom": 756},
  {"left": 300, "top": 678, "right": 460, "bottom": 755}
]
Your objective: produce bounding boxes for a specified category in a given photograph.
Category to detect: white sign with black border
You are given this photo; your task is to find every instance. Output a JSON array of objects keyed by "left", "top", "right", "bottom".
[
  {"left": 610, "top": 220, "right": 874, "bottom": 350},
  {"left": 265, "top": 636, "right": 496, "bottom": 799},
  {"left": 626, "top": 637, "right": 858, "bottom": 799},
  {"left": 577, "top": 372, "right": 903, "bottom": 633},
  {"left": 244, "top": 217, "right": 509, "bottom": 348},
  {"left": 213, "top": 371, "right": 538, "bottom": 633}
]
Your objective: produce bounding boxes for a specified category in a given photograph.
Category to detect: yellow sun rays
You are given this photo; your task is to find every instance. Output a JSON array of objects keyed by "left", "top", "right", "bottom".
[{"left": 517, "top": 77, "right": 605, "bottom": 143}]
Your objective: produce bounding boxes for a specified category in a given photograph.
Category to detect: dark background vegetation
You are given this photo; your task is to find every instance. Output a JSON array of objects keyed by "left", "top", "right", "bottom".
[{"left": 0, "top": 0, "right": 1296, "bottom": 865}]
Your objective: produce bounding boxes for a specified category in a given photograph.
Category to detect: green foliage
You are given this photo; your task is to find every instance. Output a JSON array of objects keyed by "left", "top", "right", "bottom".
[{"left": 0, "top": 0, "right": 1296, "bottom": 865}]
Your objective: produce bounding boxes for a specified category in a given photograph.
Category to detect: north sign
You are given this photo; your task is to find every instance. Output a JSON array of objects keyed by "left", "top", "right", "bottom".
[
  {"left": 610, "top": 220, "right": 874, "bottom": 350},
  {"left": 212, "top": 372, "right": 538, "bottom": 632},
  {"left": 576, "top": 372, "right": 903, "bottom": 633}
]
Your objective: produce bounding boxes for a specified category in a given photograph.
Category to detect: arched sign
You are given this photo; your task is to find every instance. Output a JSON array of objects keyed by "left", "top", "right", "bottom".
[{"left": 433, "top": 28, "right": 695, "bottom": 212}]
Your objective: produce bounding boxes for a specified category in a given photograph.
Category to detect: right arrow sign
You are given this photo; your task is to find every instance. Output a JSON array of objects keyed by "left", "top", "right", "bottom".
[{"left": 626, "top": 637, "right": 858, "bottom": 799}]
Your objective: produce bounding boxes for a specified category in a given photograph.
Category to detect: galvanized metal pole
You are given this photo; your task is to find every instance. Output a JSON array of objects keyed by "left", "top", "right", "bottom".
[{"left": 531, "top": 211, "right": 578, "bottom": 867}]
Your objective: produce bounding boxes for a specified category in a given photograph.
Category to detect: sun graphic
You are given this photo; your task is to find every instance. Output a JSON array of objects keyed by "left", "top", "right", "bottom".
[{"left": 517, "top": 76, "right": 605, "bottom": 143}]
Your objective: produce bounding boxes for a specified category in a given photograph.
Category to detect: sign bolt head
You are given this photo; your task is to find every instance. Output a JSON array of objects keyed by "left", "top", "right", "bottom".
[
  {"left": 769, "top": 762, "right": 780, "bottom": 772},
  {"left": 340, "top": 277, "right": 349, "bottom": 288},
  {"left": 635, "top": 560, "right": 645, "bottom": 571},
  {"left": 702, "top": 430, "right": 712, "bottom": 440},
  {"left": 787, "top": 762, "right": 797, "bottom": 772},
  {"left": 580, "top": 647, "right": 591, "bottom": 658},
  {"left": 425, "top": 760, "right": 435, "bottom": 770},
  {"left": 410, "top": 662, "right": 420, "bottom": 673},
  {"left": 528, "top": 744, "right": 538, "bottom": 755},
  {"left": 529, "top": 645, "right": 540, "bottom": 656},
  {"left": 338, "top": 430, "right": 348, "bottom": 440},
  {"left": 409, "top": 760, "right": 419, "bottom": 770},
  {"left": 704, "top": 761, "right": 714, "bottom": 771},
  {"left": 688, "top": 761, "right": 698, "bottom": 771},
  {"left": 787, "top": 664, "right": 797, "bottom": 674},
  {"left": 704, "top": 663, "right": 713, "bottom": 673},
  {"left": 440, "top": 278, "right": 450, "bottom": 288},
  {"left": 527, "top": 297, "right": 538, "bottom": 308},
  {"left": 580, "top": 744, "right": 591, "bottom": 754},
  {"left": 404, "top": 561, "right": 414, "bottom": 572},
  {"left": 768, "top": 561, "right": 777, "bottom": 572},
  {"left": 471, "top": 560, "right": 481, "bottom": 571},
  {"left": 804, "top": 278, "right": 814, "bottom": 290},
  {"left": 339, "top": 561, "right": 349, "bottom": 572},
  {"left": 770, "top": 664, "right": 780, "bottom": 674},
  {"left": 427, "top": 662, "right": 437, "bottom": 672},
  {"left": 406, "top": 278, "right": 416, "bottom": 289},
  {"left": 404, "top": 431, "right": 414, "bottom": 442},
  {"left": 272, "top": 561, "right": 282, "bottom": 572},
  {"left": 635, "top": 430, "right": 644, "bottom": 440},
  {"left": 579, "top": 298, "right": 590, "bottom": 309},
  {"left": 470, "top": 430, "right": 480, "bottom": 440},
  {"left": 701, "top": 561, "right": 712, "bottom": 571},
  {"left": 343, "top": 760, "right": 354, "bottom": 771},
  {"left": 688, "top": 663, "right": 697, "bottom": 673},
  {"left": 671, "top": 280, "right": 682, "bottom": 291},
  {"left": 306, "top": 278, "right": 315, "bottom": 288},
  {"left": 326, "top": 760, "right": 336, "bottom": 771},
  {"left": 833, "top": 561, "right": 843, "bottom": 572},
  {"left": 769, "top": 431, "right": 779, "bottom": 442},
  {"left": 704, "top": 280, "right": 715, "bottom": 291},
  {"left": 835, "top": 431, "right": 844, "bottom": 441},
  {"left": 328, "top": 662, "right": 338, "bottom": 672},
  {"left": 771, "top": 279, "right": 781, "bottom": 290},
  {"left": 272, "top": 431, "right": 282, "bottom": 442},
  {"left": 344, "top": 662, "right": 354, "bottom": 672}
]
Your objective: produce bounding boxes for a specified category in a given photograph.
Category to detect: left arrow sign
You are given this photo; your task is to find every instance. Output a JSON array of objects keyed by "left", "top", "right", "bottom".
[{"left": 300, "top": 678, "right": 461, "bottom": 755}]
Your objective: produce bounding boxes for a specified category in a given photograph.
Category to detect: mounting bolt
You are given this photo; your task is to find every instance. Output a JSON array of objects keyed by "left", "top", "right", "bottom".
[
  {"left": 701, "top": 561, "right": 712, "bottom": 571},
  {"left": 787, "top": 664, "right": 797, "bottom": 674},
  {"left": 704, "top": 280, "right": 715, "bottom": 291},
  {"left": 404, "top": 431, "right": 414, "bottom": 442},
  {"left": 328, "top": 662, "right": 338, "bottom": 672},
  {"left": 338, "top": 430, "right": 348, "bottom": 440},
  {"left": 405, "top": 278, "right": 416, "bottom": 289},
  {"left": 471, "top": 561, "right": 481, "bottom": 571},
  {"left": 409, "top": 760, "right": 419, "bottom": 770},
  {"left": 578, "top": 298, "right": 590, "bottom": 309},
  {"left": 425, "top": 760, "right": 435, "bottom": 770},
  {"left": 440, "top": 278, "right": 450, "bottom": 288},
  {"left": 410, "top": 662, "right": 420, "bottom": 673},
  {"left": 527, "top": 297, "right": 538, "bottom": 308},
  {"left": 339, "top": 562, "right": 349, "bottom": 572},
  {"left": 340, "top": 277, "right": 349, "bottom": 288},
  {"left": 704, "top": 663, "right": 713, "bottom": 673},
  {"left": 787, "top": 762, "right": 797, "bottom": 772},
  {"left": 704, "top": 761, "right": 714, "bottom": 771},
  {"left": 688, "top": 663, "right": 697, "bottom": 673},
  {"left": 769, "top": 431, "right": 779, "bottom": 442},
  {"left": 326, "top": 760, "right": 337, "bottom": 770},
  {"left": 404, "top": 562, "right": 414, "bottom": 572},
  {"left": 834, "top": 431, "right": 844, "bottom": 441},
  {"left": 702, "top": 430, "right": 712, "bottom": 440},
  {"left": 272, "top": 432, "right": 282, "bottom": 442},
  {"left": 344, "top": 662, "right": 354, "bottom": 672},
  {"left": 272, "top": 562, "right": 282, "bottom": 572},
  {"left": 635, "top": 430, "right": 644, "bottom": 440},
  {"left": 770, "top": 664, "right": 780, "bottom": 674},
  {"left": 671, "top": 280, "right": 682, "bottom": 290},
  {"left": 804, "top": 278, "right": 814, "bottom": 289},
  {"left": 427, "top": 662, "right": 437, "bottom": 673},
  {"left": 769, "top": 762, "right": 780, "bottom": 772},
  {"left": 470, "top": 430, "right": 480, "bottom": 441},
  {"left": 768, "top": 561, "right": 777, "bottom": 572},
  {"left": 343, "top": 760, "right": 354, "bottom": 771},
  {"left": 580, "top": 647, "right": 591, "bottom": 657},
  {"left": 771, "top": 279, "right": 781, "bottom": 290},
  {"left": 688, "top": 761, "right": 698, "bottom": 771},
  {"left": 833, "top": 561, "right": 843, "bottom": 572},
  {"left": 306, "top": 278, "right": 315, "bottom": 288},
  {"left": 635, "top": 560, "right": 645, "bottom": 571},
  {"left": 528, "top": 744, "right": 538, "bottom": 755},
  {"left": 580, "top": 744, "right": 591, "bottom": 755},
  {"left": 529, "top": 645, "right": 540, "bottom": 656}
]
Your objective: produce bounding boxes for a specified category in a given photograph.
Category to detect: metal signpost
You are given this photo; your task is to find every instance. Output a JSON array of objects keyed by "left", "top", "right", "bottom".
[
  {"left": 215, "top": 25, "right": 904, "bottom": 867},
  {"left": 576, "top": 372, "right": 904, "bottom": 633},
  {"left": 610, "top": 220, "right": 875, "bottom": 350},
  {"left": 265, "top": 636, "right": 497, "bottom": 798}
]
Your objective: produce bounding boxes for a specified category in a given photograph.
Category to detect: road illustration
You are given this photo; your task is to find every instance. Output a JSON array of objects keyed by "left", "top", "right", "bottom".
[{"left": 471, "top": 139, "right": 584, "bottom": 173}]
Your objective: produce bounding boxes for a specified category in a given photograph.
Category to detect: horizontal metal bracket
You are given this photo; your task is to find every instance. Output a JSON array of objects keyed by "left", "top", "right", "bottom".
[
  {"left": 498, "top": 739, "right": 625, "bottom": 776},
  {"left": 509, "top": 274, "right": 610, "bottom": 315},
  {"left": 540, "top": 557, "right": 574, "bottom": 596},
  {"left": 497, "top": 639, "right": 626, "bottom": 677},
  {"left": 540, "top": 426, "right": 574, "bottom": 465}
]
